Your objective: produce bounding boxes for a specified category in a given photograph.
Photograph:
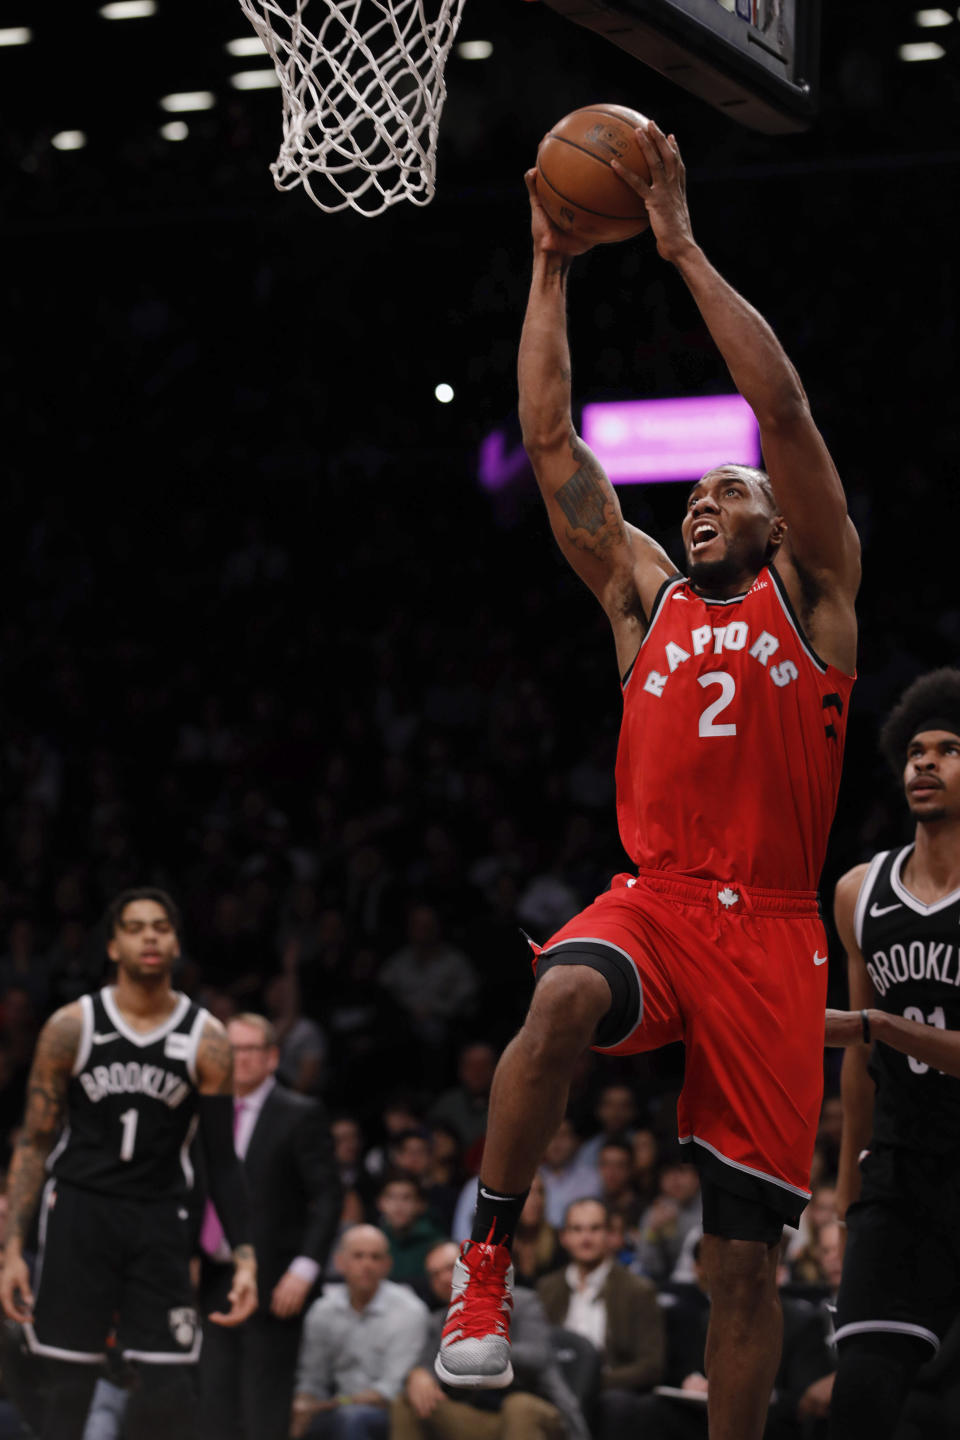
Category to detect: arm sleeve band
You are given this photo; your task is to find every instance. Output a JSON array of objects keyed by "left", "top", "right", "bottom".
[{"left": 198, "top": 1094, "right": 252, "bottom": 1251}]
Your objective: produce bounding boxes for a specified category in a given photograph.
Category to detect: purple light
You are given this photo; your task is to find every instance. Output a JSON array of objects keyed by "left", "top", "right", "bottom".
[{"left": 581, "top": 393, "right": 761, "bottom": 484}]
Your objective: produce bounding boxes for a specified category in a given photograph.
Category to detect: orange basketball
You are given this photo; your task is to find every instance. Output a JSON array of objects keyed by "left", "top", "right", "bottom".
[{"left": 536, "top": 103, "right": 652, "bottom": 245}]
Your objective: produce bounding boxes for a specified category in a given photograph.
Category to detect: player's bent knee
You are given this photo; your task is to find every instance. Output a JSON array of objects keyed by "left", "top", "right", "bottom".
[{"left": 534, "top": 943, "right": 640, "bottom": 1049}]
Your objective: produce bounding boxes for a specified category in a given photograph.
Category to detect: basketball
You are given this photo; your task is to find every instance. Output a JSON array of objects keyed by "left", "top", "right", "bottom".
[{"left": 535, "top": 104, "right": 652, "bottom": 246}]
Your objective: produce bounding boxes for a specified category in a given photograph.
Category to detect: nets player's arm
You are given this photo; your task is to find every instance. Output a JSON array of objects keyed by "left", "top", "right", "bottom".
[
  {"left": 620, "top": 123, "right": 859, "bottom": 666},
  {"left": 0, "top": 1003, "right": 82, "bottom": 1322},
  {"left": 828, "top": 865, "right": 876, "bottom": 1225},
  {"left": 518, "top": 171, "right": 677, "bottom": 679},
  {"left": 195, "top": 1016, "right": 258, "bottom": 1326}
]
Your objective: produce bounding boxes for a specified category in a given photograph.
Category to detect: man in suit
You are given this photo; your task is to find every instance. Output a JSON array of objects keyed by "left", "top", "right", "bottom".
[
  {"left": 536, "top": 1198, "right": 665, "bottom": 1440},
  {"left": 198, "top": 1012, "right": 341, "bottom": 1440}
]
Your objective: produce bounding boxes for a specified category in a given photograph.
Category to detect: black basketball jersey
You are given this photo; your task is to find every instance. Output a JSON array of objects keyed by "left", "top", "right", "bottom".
[
  {"left": 855, "top": 846, "right": 960, "bottom": 1157},
  {"left": 49, "top": 987, "right": 208, "bottom": 1200}
]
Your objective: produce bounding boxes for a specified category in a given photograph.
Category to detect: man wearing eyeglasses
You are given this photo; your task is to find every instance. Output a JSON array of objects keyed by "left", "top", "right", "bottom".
[{"left": 198, "top": 1012, "right": 341, "bottom": 1440}]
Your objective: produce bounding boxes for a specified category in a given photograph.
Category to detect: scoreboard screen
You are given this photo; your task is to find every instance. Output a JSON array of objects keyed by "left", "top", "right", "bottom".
[{"left": 541, "top": 0, "right": 820, "bottom": 133}]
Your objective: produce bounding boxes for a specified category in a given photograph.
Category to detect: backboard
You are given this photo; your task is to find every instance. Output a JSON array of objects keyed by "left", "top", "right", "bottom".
[{"left": 540, "top": 0, "right": 820, "bottom": 133}]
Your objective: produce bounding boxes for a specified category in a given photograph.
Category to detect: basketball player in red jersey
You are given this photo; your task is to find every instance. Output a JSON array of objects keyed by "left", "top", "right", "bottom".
[{"left": 435, "top": 121, "right": 860, "bottom": 1440}]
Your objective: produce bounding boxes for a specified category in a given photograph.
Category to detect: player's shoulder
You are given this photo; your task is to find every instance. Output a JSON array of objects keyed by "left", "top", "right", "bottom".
[
  {"left": 34, "top": 1000, "right": 86, "bottom": 1066},
  {"left": 834, "top": 860, "right": 872, "bottom": 905}
]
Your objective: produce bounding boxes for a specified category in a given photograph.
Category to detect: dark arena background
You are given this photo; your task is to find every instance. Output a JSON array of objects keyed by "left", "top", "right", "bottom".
[{"left": 0, "top": 2, "right": 959, "bottom": 1416}]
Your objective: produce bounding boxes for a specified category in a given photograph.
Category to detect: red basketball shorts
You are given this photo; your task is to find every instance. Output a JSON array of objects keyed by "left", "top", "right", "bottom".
[{"left": 532, "top": 870, "right": 828, "bottom": 1223}]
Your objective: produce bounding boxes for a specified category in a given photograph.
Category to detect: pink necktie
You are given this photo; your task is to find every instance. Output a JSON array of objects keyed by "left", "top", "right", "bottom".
[{"left": 200, "top": 1100, "right": 245, "bottom": 1257}]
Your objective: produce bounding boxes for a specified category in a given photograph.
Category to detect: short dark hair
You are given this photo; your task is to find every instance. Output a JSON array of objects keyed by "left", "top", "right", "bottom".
[
  {"left": 598, "top": 1137, "right": 634, "bottom": 1162},
  {"left": 105, "top": 887, "right": 182, "bottom": 938},
  {"left": 563, "top": 1196, "right": 611, "bottom": 1227},
  {"left": 377, "top": 1170, "right": 424, "bottom": 1201},
  {"left": 878, "top": 669, "right": 960, "bottom": 776}
]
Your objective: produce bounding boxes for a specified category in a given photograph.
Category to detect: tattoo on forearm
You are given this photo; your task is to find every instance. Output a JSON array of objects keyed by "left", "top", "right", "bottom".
[
  {"left": 198, "top": 1022, "right": 235, "bottom": 1095},
  {"left": 233, "top": 1244, "right": 256, "bottom": 1266},
  {"left": 555, "top": 440, "right": 625, "bottom": 553},
  {"left": 7, "top": 1008, "right": 80, "bottom": 1244}
]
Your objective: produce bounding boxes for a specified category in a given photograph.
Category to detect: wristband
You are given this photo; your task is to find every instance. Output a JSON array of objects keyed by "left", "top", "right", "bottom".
[{"left": 861, "top": 1009, "right": 871, "bottom": 1045}]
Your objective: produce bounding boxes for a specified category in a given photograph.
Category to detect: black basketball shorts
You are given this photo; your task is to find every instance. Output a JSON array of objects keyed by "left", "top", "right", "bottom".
[
  {"left": 834, "top": 1144, "right": 960, "bottom": 1354},
  {"left": 26, "top": 1178, "right": 200, "bottom": 1365}
]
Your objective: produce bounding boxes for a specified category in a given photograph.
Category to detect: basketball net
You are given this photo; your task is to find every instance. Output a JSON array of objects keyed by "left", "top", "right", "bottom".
[{"left": 236, "top": 0, "right": 468, "bottom": 215}]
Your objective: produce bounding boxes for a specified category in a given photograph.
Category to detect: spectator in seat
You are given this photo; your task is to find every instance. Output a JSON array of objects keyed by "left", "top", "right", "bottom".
[
  {"left": 291, "top": 1225, "right": 428, "bottom": 1440},
  {"left": 537, "top": 1198, "right": 664, "bottom": 1440},
  {"left": 375, "top": 1173, "right": 445, "bottom": 1296},
  {"left": 632, "top": 1159, "right": 702, "bottom": 1284},
  {"left": 577, "top": 1083, "right": 639, "bottom": 1170}
]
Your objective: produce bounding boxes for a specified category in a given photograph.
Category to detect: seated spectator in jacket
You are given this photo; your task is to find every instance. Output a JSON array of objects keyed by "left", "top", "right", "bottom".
[
  {"left": 540, "top": 1119, "right": 603, "bottom": 1229},
  {"left": 632, "top": 1159, "right": 702, "bottom": 1284},
  {"left": 375, "top": 1173, "right": 445, "bottom": 1297},
  {"left": 387, "top": 1128, "right": 458, "bottom": 1234},
  {"left": 392, "top": 1240, "right": 586, "bottom": 1440},
  {"left": 291, "top": 1224, "right": 428, "bottom": 1440},
  {"left": 512, "top": 1174, "right": 563, "bottom": 1288},
  {"left": 537, "top": 1198, "right": 665, "bottom": 1440}
]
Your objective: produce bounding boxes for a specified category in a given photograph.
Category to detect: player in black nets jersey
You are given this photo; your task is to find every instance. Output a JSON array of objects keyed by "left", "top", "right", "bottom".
[
  {"left": 0, "top": 887, "right": 258, "bottom": 1440},
  {"left": 825, "top": 669, "right": 960, "bottom": 1440}
]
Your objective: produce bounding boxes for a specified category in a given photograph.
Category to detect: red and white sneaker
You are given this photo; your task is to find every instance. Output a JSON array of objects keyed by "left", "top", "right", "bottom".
[{"left": 434, "top": 1231, "right": 514, "bottom": 1388}]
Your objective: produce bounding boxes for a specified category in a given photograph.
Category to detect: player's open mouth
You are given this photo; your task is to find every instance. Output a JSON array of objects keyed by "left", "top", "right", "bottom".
[{"left": 691, "top": 523, "right": 719, "bottom": 550}]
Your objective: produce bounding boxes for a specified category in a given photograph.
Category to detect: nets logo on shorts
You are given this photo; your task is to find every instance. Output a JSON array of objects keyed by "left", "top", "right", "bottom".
[{"left": 168, "top": 1306, "right": 198, "bottom": 1349}]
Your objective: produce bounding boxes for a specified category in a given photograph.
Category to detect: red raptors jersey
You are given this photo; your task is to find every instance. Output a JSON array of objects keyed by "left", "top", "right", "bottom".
[{"left": 616, "top": 564, "right": 854, "bottom": 892}]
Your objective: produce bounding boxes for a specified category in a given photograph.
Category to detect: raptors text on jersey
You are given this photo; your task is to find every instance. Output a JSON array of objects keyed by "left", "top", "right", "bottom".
[
  {"left": 616, "top": 565, "right": 854, "bottom": 890},
  {"left": 49, "top": 987, "right": 208, "bottom": 1200}
]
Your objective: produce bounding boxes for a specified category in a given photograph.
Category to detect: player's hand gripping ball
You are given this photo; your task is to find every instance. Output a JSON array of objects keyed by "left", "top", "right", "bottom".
[{"left": 536, "top": 104, "right": 652, "bottom": 245}]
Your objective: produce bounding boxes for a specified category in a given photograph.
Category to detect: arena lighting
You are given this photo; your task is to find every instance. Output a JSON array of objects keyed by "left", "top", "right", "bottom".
[
  {"left": 99, "top": 1, "right": 157, "bottom": 18},
  {"left": 229, "top": 70, "right": 281, "bottom": 90},
  {"left": 435, "top": 383, "right": 455, "bottom": 403},
  {"left": 160, "top": 121, "right": 189, "bottom": 141},
  {"left": 456, "top": 39, "right": 494, "bottom": 59},
  {"left": 898, "top": 40, "right": 946, "bottom": 58},
  {"left": 225, "top": 36, "right": 268, "bottom": 56},
  {"left": 581, "top": 394, "right": 761, "bottom": 485},
  {"left": 51, "top": 130, "right": 87, "bottom": 151},
  {"left": 0, "top": 26, "right": 31, "bottom": 45},
  {"left": 913, "top": 7, "right": 952, "bottom": 23},
  {"left": 160, "top": 91, "right": 216, "bottom": 112}
]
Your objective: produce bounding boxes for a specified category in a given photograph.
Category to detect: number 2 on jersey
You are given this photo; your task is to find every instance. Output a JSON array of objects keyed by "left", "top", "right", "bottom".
[
  {"left": 903, "top": 1005, "right": 946, "bottom": 1075},
  {"left": 119, "top": 1107, "right": 139, "bottom": 1161},
  {"left": 698, "top": 672, "right": 736, "bottom": 737}
]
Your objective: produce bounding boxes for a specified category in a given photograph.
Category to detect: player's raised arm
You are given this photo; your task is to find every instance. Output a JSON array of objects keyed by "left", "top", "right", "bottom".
[
  {"left": 518, "top": 170, "right": 677, "bottom": 677},
  {"left": 195, "top": 1015, "right": 258, "bottom": 1326},
  {"left": 0, "top": 1004, "right": 82, "bottom": 1322},
  {"left": 614, "top": 124, "right": 860, "bottom": 606}
]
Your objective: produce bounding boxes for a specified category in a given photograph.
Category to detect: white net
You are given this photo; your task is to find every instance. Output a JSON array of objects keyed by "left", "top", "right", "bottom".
[{"left": 236, "top": 0, "right": 469, "bottom": 216}]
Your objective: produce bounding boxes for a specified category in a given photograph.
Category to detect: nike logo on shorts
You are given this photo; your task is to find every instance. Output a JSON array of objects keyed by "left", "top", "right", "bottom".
[
  {"left": 92, "top": 1031, "right": 120, "bottom": 1044},
  {"left": 869, "top": 901, "right": 902, "bottom": 917},
  {"left": 813, "top": 952, "right": 828, "bottom": 966}
]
